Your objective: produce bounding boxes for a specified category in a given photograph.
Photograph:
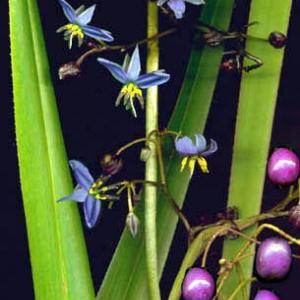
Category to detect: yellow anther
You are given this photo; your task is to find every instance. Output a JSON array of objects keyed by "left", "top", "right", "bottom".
[
  {"left": 121, "top": 83, "right": 142, "bottom": 99},
  {"left": 188, "top": 158, "right": 196, "bottom": 175},
  {"left": 180, "top": 157, "right": 188, "bottom": 172},
  {"left": 65, "top": 23, "right": 84, "bottom": 39},
  {"left": 197, "top": 157, "right": 209, "bottom": 173}
]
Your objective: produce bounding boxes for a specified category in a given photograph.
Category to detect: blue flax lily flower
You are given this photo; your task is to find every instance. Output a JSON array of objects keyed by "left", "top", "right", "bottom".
[
  {"left": 157, "top": 0, "right": 205, "bottom": 19},
  {"left": 97, "top": 46, "right": 170, "bottom": 118},
  {"left": 57, "top": 0, "right": 114, "bottom": 49},
  {"left": 175, "top": 134, "right": 217, "bottom": 175},
  {"left": 58, "top": 160, "right": 119, "bottom": 228}
]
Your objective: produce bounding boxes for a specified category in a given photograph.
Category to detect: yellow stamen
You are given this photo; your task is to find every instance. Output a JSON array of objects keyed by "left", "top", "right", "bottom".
[
  {"left": 197, "top": 157, "right": 209, "bottom": 173},
  {"left": 180, "top": 157, "right": 188, "bottom": 172},
  {"left": 121, "top": 83, "right": 142, "bottom": 99},
  {"left": 65, "top": 23, "right": 84, "bottom": 39},
  {"left": 188, "top": 158, "right": 196, "bottom": 176}
]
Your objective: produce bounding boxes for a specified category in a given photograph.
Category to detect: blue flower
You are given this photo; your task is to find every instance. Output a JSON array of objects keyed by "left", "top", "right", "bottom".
[
  {"left": 175, "top": 134, "right": 217, "bottom": 175},
  {"left": 57, "top": 0, "right": 114, "bottom": 49},
  {"left": 157, "top": 0, "right": 205, "bottom": 19},
  {"left": 58, "top": 160, "right": 119, "bottom": 228},
  {"left": 97, "top": 46, "right": 170, "bottom": 117}
]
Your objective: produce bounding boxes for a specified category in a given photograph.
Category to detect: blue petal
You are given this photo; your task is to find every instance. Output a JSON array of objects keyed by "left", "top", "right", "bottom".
[
  {"left": 57, "top": 185, "right": 88, "bottom": 203},
  {"left": 83, "top": 196, "right": 101, "bottom": 228},
  {"left": 185, "top": 0, "right": 205, "bottom": 4},
  {"left": 58, "top": 0, "right": 77, "bottom": 23},
  {"left": 127, "top": 46, "right": 141, "bottom": 81},
  {"left": 82, "top": 25, "right": 114, "bottom": 42},
  {"left": 69, "top": 160, "right": 94, "bottom": 190},
  {"left": 175, "top": 136, "right": 199, "bottom": 156},
  {"left": 135, "top": 71, "right": 170, "bottom": 89},
  {"left": 201, "top": 139, "right": 218, "bottom": 157},
  {"left": 157, "top": 0, "right": 168, "bottom": 5},
  {"left": 168, "top": 0, "right": 186, "bottom": 19},
  {"left": 194, "top": 134, "right": 207, "bottom": 153},
  {"left": 97, "top": 58, "right": 128, "bottom": 84},
  {"left": 77, "top": 4, "right": 96, "bottom": 25}
]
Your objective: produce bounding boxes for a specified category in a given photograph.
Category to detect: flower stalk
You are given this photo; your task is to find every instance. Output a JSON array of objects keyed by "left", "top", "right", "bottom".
[{"left": 144, "top": 2, "right": 161, "bottom": 299}]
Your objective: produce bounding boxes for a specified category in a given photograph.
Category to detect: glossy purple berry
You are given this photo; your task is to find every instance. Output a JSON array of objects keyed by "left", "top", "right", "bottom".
[
  {"left": 267, "top": 148, "right": 300, "bottom": 185},
  {"left": 254, "top": 290, "right": 280, "bottom": 300},
  {"left": 182, "top": 268, "right": 215, "bottom": 300},
  {"left": 255, "top": 237, "right": 292, "bottom": 280}
]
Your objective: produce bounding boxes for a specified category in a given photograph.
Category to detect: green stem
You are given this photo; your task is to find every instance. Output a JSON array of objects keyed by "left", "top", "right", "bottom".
[{"left": 144, "top": 2, "right": 161, "bottom": 299}]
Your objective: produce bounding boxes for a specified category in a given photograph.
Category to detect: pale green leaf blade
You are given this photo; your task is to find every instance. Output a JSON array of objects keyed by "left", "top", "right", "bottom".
[
  {"left": 9, "top": 0, "right": 94, "bottom": 299},
  {"left": 222, "top": 1, "right": 292, "bottom": 298},
  {"left": 97, "top": 1, "right": 234, "bottom": 299}
]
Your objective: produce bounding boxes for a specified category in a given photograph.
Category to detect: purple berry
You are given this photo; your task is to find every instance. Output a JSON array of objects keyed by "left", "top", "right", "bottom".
[
  {"left": 254, "top": 290, "right": 280, "bottom": 300},
  {"left": 182, "top": 268, "right": 215, "bottom": 300},
  {"left": 255, "top": 237, "right": 292, "bottom": 280},
  {"left": 268, "top": 32, "right": 287, "bottom": 49},
  {"left": 267, "top": 148, "right": 300, "bottom": 185}
]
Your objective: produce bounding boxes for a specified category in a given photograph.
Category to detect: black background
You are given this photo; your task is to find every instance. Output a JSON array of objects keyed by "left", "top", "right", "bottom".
[{"left": 1, "top": 0, "right": 300, "bottom": 299}]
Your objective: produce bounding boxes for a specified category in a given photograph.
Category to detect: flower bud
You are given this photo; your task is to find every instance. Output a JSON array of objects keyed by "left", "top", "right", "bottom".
[
  {"left": 58, "top": 62, "right": 81, "bottom": 80},
  {"left": 289, "top": 205, "right": 300, "bottom": 229},
  {"left": 140, "top": 146, "right": 151, "bottom": 162},
  {"left": 268, "top": 32, "right": 287, "bottom": 49},
  {"left": 100, "top": 154, "right": 123, "bottom": 175},
  {"left": 126, "top": 212, "right": 139, "bottom": 238}
]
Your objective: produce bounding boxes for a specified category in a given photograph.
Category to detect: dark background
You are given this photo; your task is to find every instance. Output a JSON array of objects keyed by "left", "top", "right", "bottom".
[{"left": 1, "top": 0, "right": 300, "bottom": 299}]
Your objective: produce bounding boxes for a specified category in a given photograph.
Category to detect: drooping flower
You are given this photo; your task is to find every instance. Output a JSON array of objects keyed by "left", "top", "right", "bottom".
[
  {"left": 175, "top": 134, "right": 217, "bottom": 175},
  {"left": 57, "top": 0, "right": 114, "bottom": 49},
  {"left": 58, "top": 160, "right": 119, "bottom": 228},
  {"left": 97, "top": 46, "right": 170, "bottom": 117},
  {"left": 157, "top": 0, "right": 205, "bottom": 19}
]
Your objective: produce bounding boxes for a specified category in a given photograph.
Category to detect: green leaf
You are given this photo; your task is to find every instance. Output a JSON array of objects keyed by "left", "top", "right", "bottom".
[
  {"left": 97, "top": 1, "right": 234, "bottom": 299},
  {"left": 221, "top": 1, "right": 292, "bottom": 298},
  {"left": 9, "top": 0, "right": 94, "bottom": 299}
]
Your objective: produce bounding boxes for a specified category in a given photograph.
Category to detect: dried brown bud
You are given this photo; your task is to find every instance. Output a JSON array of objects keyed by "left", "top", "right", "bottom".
[
  {"left": 220, "top": 59, "right": 237, "bottom": 72},
  {"left": 100, "top": 154, "right": 123, "bottom": 175},
  {"left": 289, "top": 205, "right": 300, "bottom": 228},
  {"left": 126, "top": 212, "right": 139, "bottom": 238},
  {"left": 58, "top": 62, "right": 81, "bottom": 80},
  {"left": 268, "top": 32, "right": 287, "bottom": 49}
]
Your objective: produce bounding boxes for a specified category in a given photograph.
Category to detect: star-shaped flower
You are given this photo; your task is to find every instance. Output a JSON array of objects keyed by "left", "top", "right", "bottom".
[
  {"left": 58, "top": 160, "right": 119, "bottom": 228},
  {"left": 97, "top": 46, "right": 170, "bottom": 117},
  {"left": 57, "top": 0, "right": 114, "bottom": 49},
  {"left": 175, "top": 134, "right": 217, "bottom": 175},
  {"left": 157, "top": 0, "right": 205, "bottom": 19}
]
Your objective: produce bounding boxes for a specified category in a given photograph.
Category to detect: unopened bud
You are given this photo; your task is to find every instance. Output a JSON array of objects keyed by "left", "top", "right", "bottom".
[
  {"left": 289, "top": 205, "right": 300, "bottom": 229},
  {"left": 140, "top": 146, "right": 151, "bottom": 162},
  {"left": 100, "top": 154, "right": 123, "bottom": 175},
  {"left": 126, "top": 212, "right": 139, "bottom": 238},
  {"left": 268, "top": 32, "right": 287, "bottom": 49},
  {"left": 58, "top": 62, "right": 81, "bottom": 80}
]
